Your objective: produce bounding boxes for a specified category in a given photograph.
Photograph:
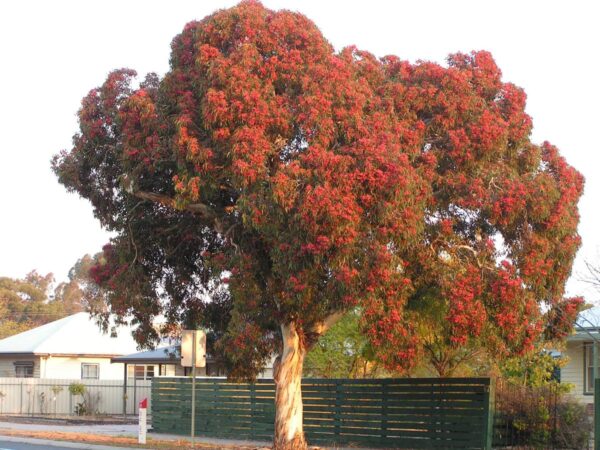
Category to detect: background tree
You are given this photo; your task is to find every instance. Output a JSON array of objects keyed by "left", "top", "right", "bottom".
[
  {"left": 499, "top": 349, "right": 565, "bottom": 389},
  {"left": 0, "top": 300, "right": 31, "bottom": 340},
  {"left": 581, "top": 260, "right": 600, "bottom": 301},
  {"left": 410, "top": 290, "right": 489, "bottom": 377},
  {"left": 53, "top": 254, "right": 98, "bottom": 315},
  {"left": 0, "top": 271, "right": 69, "bottom": 338},
  {"left": 0, "top": 256, "right": 104, "bottom": 340},
  {"left": 304, "top": 309, "right": 387, "bottom": 379},
  {"left": 52, "top": 2, "right": 583, "bottom": 449}
]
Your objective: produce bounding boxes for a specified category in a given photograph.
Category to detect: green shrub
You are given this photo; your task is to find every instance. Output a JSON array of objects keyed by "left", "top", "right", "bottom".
[
  {"left": 68, "top": 383, "right": 85, "bottom": 396},
  {"left": 68, "top": 382, "right": 87, "bottom": 416},
  {"left": 494, "top": 380, "right": 591, "bottom": 449},
  {"left": 554, "top": 400, "right": 590, "bottom": 449}
]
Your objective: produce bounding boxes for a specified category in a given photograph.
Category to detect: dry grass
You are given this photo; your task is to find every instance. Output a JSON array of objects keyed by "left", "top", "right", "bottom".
[{"left": 0, "top": 429, "right": 270, "bottom": 449}]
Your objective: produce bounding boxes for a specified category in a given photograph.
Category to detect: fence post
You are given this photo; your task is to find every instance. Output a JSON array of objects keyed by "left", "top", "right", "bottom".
[
  {"left": 381, "top": 379, "right": 389, "bottom": 445},
  {"left": 123, "top": 364, "right": 128, "bottom": 416},
  {"left": 483, "top": 378, "right": 495, "bottom": 450},
  {"left": 250, "top": 382, "right": 256, "bottom": 440},
  {"left": 334, "top": 380, "right": 341, "bottom": 442},
  {"left": 595, "top": 378, "right": 600, "bottom": 450}
]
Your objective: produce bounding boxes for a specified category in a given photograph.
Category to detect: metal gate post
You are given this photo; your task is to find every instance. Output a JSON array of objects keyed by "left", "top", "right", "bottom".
[
  {"left": 595, "top": 378, "right": 600, "bottom": 450},
  {"left": 483, "top": 378, "right": 495, "bottom": 450}
]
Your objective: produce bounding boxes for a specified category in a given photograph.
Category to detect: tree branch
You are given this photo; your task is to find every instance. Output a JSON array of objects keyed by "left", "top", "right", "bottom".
[
  {"left": 133, "top": 191, "right": 215, "bottom": 220},
  {"left": 454, "top": 244, "right": 477, "bottom": 255},
  {"left": 311, "top": 311, "right": 345, "bottom": 336}
]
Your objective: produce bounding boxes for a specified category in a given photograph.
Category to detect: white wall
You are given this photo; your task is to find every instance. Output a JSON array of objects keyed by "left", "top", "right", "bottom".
[
  {"left": 41, "top": 356, "right": 125, "bottom": 380},
  {"left": 561, "top": 340, "right": 591, "bottom": 405}
]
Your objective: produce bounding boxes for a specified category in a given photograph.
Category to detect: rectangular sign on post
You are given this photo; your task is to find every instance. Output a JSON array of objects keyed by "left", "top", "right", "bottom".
[
  {"left": 181, "top": 329, "right": 206, "bottom": 448},
  {"left": 138, "top": 398, "right": 147, "bottom": 444},
  {"left": 181, "top": 329, "right": 206, "bottom": 367}
]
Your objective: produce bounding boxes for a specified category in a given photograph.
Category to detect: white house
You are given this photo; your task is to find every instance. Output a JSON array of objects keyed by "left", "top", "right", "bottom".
[
  {"left": 0, "top": 312, "right": 140, "bottom": 380},
  {"left": 560, "top": 306, "right": 600, "bottom": 406}
]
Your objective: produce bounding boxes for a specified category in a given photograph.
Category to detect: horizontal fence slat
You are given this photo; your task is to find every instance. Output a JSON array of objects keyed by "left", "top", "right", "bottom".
[{"left": 151, "top": 376, "right": 492, "bottom": 449}]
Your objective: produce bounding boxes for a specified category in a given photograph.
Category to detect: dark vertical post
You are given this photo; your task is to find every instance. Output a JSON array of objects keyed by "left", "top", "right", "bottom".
[
  {"left": 552, "top": 383, "right": 558, "bottom": 449},
  {"left": 191, "top": 330, "right": 197, "bottom": 448},
  {"left": 595, "top": 377, "right": 600, "bottom": 450},
  {"left": 334, "top": 380, "right": 341, "bottom": 442},
  {"left": 482, "top": 378, "right": 495, "bottom": 450},
  {"left": 381, "top": 379, "right": 389, "bottom": 446},
  {"left": 123, "top": 363, "right": 127, "bottom": 416},
  {"left": 250, "top": 382, "right": 256, "bottom": 439},
  {"left": 594, "top": 342, "right": 598, "bottom": 390}
]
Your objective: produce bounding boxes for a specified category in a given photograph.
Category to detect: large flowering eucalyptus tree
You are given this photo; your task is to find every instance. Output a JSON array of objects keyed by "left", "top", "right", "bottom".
[{"left": 53, "top": 2, "right": 583, "bottom": 448}]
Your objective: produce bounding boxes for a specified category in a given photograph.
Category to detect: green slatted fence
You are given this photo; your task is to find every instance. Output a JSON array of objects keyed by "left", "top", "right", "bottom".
[
  {"left": 152, "top": 377, "right": 494, "bottom": 449},
  {"left": 594, "top": 378, "right": 600, "bottom": 450}
]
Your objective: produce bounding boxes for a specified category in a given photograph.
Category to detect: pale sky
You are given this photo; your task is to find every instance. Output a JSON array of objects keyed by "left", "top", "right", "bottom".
[{"left": 0, "top": 1, "right": 598, "bottom": 301}]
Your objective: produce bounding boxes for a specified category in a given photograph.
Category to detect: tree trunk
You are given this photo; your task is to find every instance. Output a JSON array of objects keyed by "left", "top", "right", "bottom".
[{"left": 273, "top": 321, "right": 307, "bottom": 450}]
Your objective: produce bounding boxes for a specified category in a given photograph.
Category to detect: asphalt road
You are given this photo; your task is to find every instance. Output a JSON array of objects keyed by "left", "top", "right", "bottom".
[{"left": 0, "top": 441, "right": 91, "bottom": 450}]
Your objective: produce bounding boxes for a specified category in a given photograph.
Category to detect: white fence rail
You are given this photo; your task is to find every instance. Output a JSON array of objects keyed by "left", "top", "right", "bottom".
[{"left": 0, "top": 378, "right": 151, "bottom": 416}]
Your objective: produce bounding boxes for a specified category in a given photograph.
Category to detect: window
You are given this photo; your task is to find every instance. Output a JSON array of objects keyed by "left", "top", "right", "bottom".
[
  {"left": 14, "top": 361, "right": 33, "bottom": 378},
  {"left": 134, "top": 365, "right": 145, "bottom": 380},
  {"left": 206, "top": 363, "right": 225, "bottom": 377},
  {"left": 585, "top": 343, "right": 599, "bottom": 394},
  {"left": 160, "top": 364, "right": 176, "bottom": 376},
  {"left": 129, "top": 365, "right": 155, "bottom": 380},
  {"left": 81, "top": 363, "right": 99, "bottom": 380}
]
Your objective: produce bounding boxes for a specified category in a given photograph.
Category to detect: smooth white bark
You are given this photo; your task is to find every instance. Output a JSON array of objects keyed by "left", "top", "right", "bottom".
[{"left": 273, "top": 321, "right": 307, "bottom": 450}]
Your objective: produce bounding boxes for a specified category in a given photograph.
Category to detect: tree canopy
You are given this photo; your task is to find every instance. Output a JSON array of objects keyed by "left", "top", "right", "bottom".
[
  {"left": 0, "top": 266, "right": 88, "bottom": 339},
  {"left": 52, "top": 2, "right": 584, "bottom": 447}
]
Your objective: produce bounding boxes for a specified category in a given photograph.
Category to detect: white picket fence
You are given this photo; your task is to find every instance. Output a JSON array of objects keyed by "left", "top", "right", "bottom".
[{"left": 0, "top": 378, "right": 151, "bottom": 416}]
